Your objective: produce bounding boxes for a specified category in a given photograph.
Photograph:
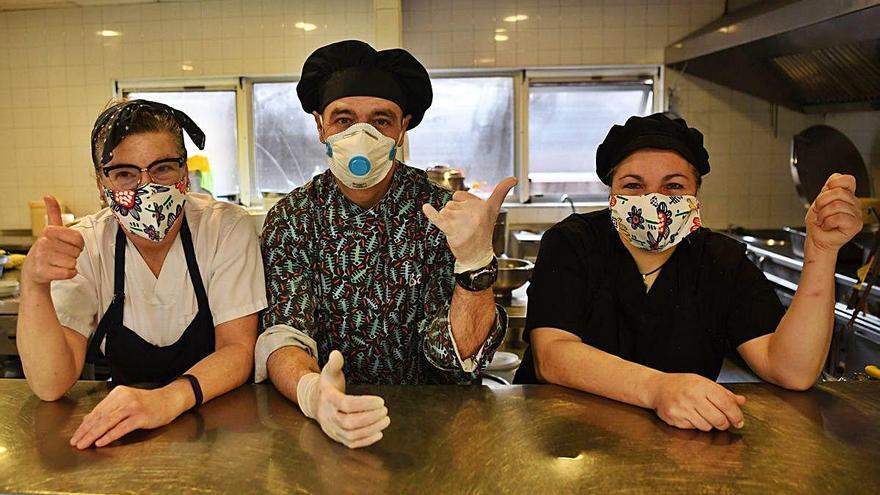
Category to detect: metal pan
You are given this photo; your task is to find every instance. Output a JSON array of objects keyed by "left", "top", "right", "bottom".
[{"left": 790, "top": 125, "right": 871, "bottom": 207}]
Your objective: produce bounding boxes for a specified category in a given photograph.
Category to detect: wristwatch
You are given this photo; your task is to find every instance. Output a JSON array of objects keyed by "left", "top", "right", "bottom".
[{"left": 455, "top": 257, "right": 498, "bottom": 292}]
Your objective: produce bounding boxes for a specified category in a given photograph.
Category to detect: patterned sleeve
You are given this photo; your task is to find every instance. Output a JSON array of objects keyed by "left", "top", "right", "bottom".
[
  {"left": 253, "top": 196, "right": 320, "bottom": 383},
  {"left": 418, "top": 203, "right": 508, "bottom": 382}
]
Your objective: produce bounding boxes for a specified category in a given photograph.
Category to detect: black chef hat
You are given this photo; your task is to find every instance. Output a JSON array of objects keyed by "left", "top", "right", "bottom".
[
  {"left": 91, "top": 99, "right": 205, "bottom": 166},
  {"left": 297, "top": 40, "right": 432, "bottom": 129},
  {"left": 596, "top": 113, "right": 710, "bottom": 185}
]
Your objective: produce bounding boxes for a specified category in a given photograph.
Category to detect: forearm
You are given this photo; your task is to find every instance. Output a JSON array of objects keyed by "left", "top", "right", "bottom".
[
  {"left": 766, "top": 242, "right": 837, "bottom": 388},
  {"left": 449, "top": 286, "right": 496, "bottom": 358},
  {"left": 17, "top": 281, "right": 83, "bottom": 400},
  {"left": 534, "top": 336, "right": 662, "bottom": 409},
  {"left": 266, "top": 346, "right": 321, "bottom": 405},
  {"left": 185, "top": 341, "right": 254, "bottom": 403}
]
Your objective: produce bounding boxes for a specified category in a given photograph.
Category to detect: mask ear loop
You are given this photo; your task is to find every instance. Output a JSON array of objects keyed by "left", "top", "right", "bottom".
[{"left": 391, "top": 117, "right": 408, "bottom": 162}]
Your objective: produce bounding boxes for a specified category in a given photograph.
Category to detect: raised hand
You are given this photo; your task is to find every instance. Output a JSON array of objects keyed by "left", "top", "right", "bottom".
[
  {"left": 805, "top": 173, "right": 863, "bottom": 254},
  {"left": 21, "top": 196, "right": 84, "bottom": 286},
  {"left": 422, "top": 177, "right": 517, "bottom": 273}
]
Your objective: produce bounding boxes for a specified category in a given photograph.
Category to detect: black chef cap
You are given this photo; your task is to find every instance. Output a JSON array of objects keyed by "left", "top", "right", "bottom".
[
  {"left": 596, "top": 113, "right": 710, "bottom": 185},
  {"left": 297, "top": 40, "right": 432, "bottom": 129},
  {"left": 91, "top": 99, "right": 206, "bottom": 166}
]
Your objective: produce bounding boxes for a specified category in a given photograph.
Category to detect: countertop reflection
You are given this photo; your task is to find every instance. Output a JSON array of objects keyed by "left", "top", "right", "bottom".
[{"left": 1, "top": 380, "right": 879, "bottom": 494}]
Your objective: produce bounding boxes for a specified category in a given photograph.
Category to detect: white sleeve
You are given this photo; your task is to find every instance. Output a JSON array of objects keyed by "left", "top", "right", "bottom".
[
  {"left": 254, "top": 324, "right": 319, "bottom": 383},
  {"left": 207, "top": 214, "right": 268, "bottom": 325},
  {"left": 50, "top": 244, "right": 100, "bottom": 339}
]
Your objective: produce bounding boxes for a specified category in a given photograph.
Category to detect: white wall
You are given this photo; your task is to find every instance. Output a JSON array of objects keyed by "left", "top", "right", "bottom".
[
  {"left": 826, "top": 111, "right": 880, "bottom": 196},
  {"left": 402, "top": 0, "right": 830, "bottom": 230},
  {"left": 0, "top": 0, "right": 876, "bottom": 232},
  {"left": 0, "top": 0, "right": 374, "bottom": 230}
]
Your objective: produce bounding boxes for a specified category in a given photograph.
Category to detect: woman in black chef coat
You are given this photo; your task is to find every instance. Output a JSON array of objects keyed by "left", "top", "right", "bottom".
[
  {"left": 514, "top": 113, "right": 862, "bottom": 432},
  {"left": 17, "top": 100, "right": 267, "bottom": 449}
]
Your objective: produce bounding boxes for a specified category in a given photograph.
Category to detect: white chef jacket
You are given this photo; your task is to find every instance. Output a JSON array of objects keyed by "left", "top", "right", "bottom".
[{"left": 51, "top": 193, "right": 267, "bottom": 346}]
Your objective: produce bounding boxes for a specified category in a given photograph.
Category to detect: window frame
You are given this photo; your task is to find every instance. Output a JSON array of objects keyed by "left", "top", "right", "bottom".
[
  {"left": 520, "top": 65, "right": 665, "bottom": 203},
  {"left": 115, "top": 65, "right": 664, "bottom": 208}
]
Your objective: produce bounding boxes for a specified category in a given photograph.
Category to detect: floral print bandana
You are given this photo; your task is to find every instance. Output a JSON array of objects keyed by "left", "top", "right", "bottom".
[
  {"left": 103, "top": 177, "right": 188, "bottom": 242},
  {"left": 609, "top": 193, "right": 702, "bottom": 252}
]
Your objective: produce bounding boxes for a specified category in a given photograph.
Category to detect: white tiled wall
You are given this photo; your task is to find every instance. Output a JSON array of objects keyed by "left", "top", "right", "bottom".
[
  {"left": 667, "top": 70, "right": 824, "bottom": 229},
  {"left": 0, "top": 0, "right": 374, "bottom": 230},
  {"left": 1, "top": 0, "right": 876, "bottom": 233},
  {"left": 404, "top": 0, "right": 721, "bottom": 68},
  {"left": 826, "top": 111, "right": 880, "bottom": 195},
  {"left": 402, "top": 0, "right": 844, "bottom": 230}
]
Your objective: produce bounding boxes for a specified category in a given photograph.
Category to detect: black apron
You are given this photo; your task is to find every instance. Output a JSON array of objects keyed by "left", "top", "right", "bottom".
[{"left": 86, "top": 218, "right": 216, "bottom": 387}]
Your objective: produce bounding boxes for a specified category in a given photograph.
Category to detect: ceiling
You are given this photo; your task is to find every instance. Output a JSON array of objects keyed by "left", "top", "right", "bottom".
[{"left": 0, "top": 0, "right": 200, "bottom": 11}]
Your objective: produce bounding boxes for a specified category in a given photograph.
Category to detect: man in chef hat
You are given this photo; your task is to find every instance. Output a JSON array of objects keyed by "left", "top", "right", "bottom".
[{"left": 256, "top": 40, "right": 515, "bottom": 448}]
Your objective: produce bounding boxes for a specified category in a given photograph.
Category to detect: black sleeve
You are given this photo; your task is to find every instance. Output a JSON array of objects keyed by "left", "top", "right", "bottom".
[
  {"left": 524, "top": 225, "right": 591, "bottom": 342},
  {"left": 724, "top": 252, "right": 786, "bottom": 347}
]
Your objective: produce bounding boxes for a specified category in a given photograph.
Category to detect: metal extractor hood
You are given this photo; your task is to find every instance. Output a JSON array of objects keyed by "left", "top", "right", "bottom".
[{"left": 665, "top": 0, "right": 880, "bottom": 113}]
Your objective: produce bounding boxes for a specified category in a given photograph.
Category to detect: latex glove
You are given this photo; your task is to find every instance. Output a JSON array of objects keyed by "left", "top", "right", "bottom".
[
  {"left": 297, "top": 350, "right": 390, "bottom": 449},
  {"left": 648, "top": 373, "right": 747, "bottom": 431},
  {"left": 422, "top": 177, "right": 517, "bottom": 273},
  {"left": 805, "top": 173, "right": 863, "bottom": 255},
  {"left": 21, "top": 196, "right": 83, "bottom": 287}
]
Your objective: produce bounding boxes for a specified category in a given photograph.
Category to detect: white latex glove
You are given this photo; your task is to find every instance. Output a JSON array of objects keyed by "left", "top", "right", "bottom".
[
  {"left": 422, "top": 177, "right": 517, "bottom": 274},
  {"left": 297, "top": 350, "right": 390, "bottom": 449}
]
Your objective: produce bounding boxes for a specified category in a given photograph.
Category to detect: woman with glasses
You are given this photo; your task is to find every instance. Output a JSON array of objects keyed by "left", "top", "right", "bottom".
[{"left": 17, "top": 99, "right": 267, "bottom": 449}]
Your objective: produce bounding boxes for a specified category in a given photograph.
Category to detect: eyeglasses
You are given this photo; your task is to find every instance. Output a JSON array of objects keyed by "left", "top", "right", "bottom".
[{"left": 100, "top": 157, "right": 186, "bottom": 191}]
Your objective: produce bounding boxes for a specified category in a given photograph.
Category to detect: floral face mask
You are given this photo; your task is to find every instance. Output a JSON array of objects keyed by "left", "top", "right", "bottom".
[
  {"left": 103, "top": 177, "right": 188, "bottom": 242},
  {"left": 609, "top": 193, "right": 702, "bottom": 252}
]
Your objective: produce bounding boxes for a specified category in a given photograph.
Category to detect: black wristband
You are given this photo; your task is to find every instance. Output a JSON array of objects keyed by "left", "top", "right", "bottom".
[{"left": 179, "top": 374, "right": 203, "bottom": 409}]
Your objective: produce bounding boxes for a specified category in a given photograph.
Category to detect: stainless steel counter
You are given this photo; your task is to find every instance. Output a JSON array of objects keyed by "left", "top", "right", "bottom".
[{"left": 1, "top": 379, "right": 879, "bottom": 494}]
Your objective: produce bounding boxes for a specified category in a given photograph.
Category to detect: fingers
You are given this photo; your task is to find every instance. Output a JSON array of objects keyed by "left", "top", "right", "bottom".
[
  {"left": 337, "top": 406, "right": 389, "bottom": 431},
  {"left": 94, "top": 417, "right": 142, "bottom": 448},
  {"left": 320, "top": 350, "right": 347, "bottom": 394},
  {"left": 695, "top": 402, "right": 731, "bottom": 431},
  {"left": 820, "top": 213, "right": 862, "bottom": 233},
  {"left": 323, "top": 350, "right": 344, "bottom": 377},
  {"left": 687, "top": 409, "right": 716, "bottom": 432},
  {"left": 44, "top": 225, "right": 85, "bottom": 250},
  {"left": 816, "top": 201, "right": 860, "bottom": 229},
  {"left": 421, "top": 203, "right": 447, "bottom": 231},
  {"left": 813, "top": 187, "right": 859, "bottom": 211},
  {"left": 44, "top": 236, "right": 84, "bottom": 260},
  {"left": 346, "top": 431, "right": 385, "bottom": 449},
  {"left": 707, "top": 389, "right": 745, "bottom": 429},
  {"left": 486, "top": 177, "right": 517, "bottom": 213},
  {"left": 71, "top": 405, "right": 129, "bottom": 449},
  {"left": 821, "top": 173, "right": 856, "bottom": 194},
  {"left": 329, "top": 390, "right": 386, "bottom": 414},
  {"left": 451, "top": 190, "right": 478, "bottom": 202},
  {"left": 44, "top": 195, "right": 63, "bottom": 227},
  {"left": 332, "top": 414, "right": 391, "bottom": 449}
]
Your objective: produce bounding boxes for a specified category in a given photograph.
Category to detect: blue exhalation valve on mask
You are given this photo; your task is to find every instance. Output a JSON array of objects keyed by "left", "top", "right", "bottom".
[{"left": 348, "top": 156, "right": 371, "bottom": 176}]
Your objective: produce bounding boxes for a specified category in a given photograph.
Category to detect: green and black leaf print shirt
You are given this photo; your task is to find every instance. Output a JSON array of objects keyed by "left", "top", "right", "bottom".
[{"left": 255, "top": 164, "right": 507, "bottom": 385}]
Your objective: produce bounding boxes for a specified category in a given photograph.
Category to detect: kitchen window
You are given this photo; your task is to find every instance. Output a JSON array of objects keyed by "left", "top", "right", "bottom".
[
  {"left": 117, "top": 66, "right": 663, "bottom": 208},
  {"left": 406, "top": 76, "right": 515, "bottom": 197},
  {"left": 525, "top": 72, "right": 660, "bottom": 202},
  {"left": 253, "top": 81, "right": 326, "bottom": 195}
]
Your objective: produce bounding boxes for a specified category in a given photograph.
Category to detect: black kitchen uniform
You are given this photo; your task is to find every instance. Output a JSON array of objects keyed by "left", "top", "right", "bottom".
[
  {"left": 513, "top": 209, "right": 785, "bottom": 384},
  {"left": 86, "top": 219, "right": 215, "bottom": 386}
]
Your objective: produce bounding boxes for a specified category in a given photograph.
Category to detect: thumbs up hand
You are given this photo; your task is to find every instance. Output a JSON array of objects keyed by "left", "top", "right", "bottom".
[
  {"left": 422, "top": 177, "right": 517, "bottom": 273},
  {"left": 21, "top": 196, "right": 84, "bottom": 286},
  {"left": 297, "top": 351, "right": 390, "bottom": 449}
]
